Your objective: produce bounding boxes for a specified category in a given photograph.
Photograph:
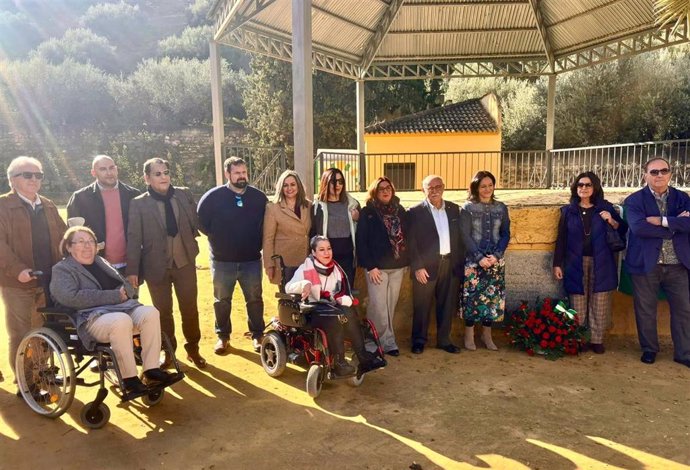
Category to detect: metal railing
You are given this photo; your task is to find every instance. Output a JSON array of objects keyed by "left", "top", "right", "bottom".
[
  {"left": 314, "top": 139, "right": 690, "bottom": 191},
  {"left": 226, "top": 145, "right": 290, "bottom": 194}
]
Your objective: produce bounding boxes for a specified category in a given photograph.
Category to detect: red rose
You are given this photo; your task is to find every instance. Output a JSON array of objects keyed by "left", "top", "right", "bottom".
[
  {"left": 542, "top": 332, "right": 550, "bottom": 340},
  {"left": 540, "top": 340, "right": 548, "bottom": 348},
  {"left": 548, "top": 325, "right": 556, "bottom": 333},
  {"left": 320, "top": 290, "right": 331, "bottom": 299},
  {"left": 549, "top": 341, "right": 556, "bottom": 348},
  {"left": 352, "top": 297, "right": 360, "bottom": 306},
  {"left": 526, "top": 349, "right": 535, "bottom": 356},
  {"left": 555, "top": 336, "right": 562, "bottom": 343}
]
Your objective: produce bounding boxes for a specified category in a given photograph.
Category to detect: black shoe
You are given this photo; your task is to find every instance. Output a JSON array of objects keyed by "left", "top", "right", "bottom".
[
  {"left": 386, "top": 349, "right": 400, "bottom": 357},
  {"left": 673, "top": 358, "right": 690, "bottom": 368},
  {"left": 438, "top": 344, "right": 461, "bottom": 354},
  {"left": 590, "top": 343, "right": 605, "bottom": 354},
  {"left": 143, "top": 368, "right": 176, "bottom": 386},
  {"left": 333, "top": 358, "right": 355, "bottom": 377},
  {"left": 358, "top": 355, "right": 387, "bottom": 374},
  {"left": 411, "top": 344, "right": 424, "bottom": 354},
  {"left": 123, "top": 376, "right": 148, "bottom": 396},
  {"left": 641, "top": 352, "right": 656, "bottom": 364}
]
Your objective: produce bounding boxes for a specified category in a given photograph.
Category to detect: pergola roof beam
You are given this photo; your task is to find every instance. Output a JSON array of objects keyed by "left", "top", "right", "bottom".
[
  {"left": 528, "top": 0, "right": 555, "bottom": 71},
  {"left": 360, "top": 0, "right": 405, "bottom": 74},
  {"left": 549, "top": 0, "right": 628, "bottom": 28},
  {"left": 402, "top": 1, "right": 529, "bottom": 6},
  {"left": 387, "top": 27, "right": 537, "bottom": 34},
  {"left": 213, "top": 0, "right": 277, "bottom": 40},
  {"left": 312, "top": 5, "right": 376, "bottom": 34}
]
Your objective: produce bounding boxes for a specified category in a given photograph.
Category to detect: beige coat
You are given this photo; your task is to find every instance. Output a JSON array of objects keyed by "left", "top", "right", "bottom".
[{"left": 262, "top": 200, "right": 312, "bottom": 284}]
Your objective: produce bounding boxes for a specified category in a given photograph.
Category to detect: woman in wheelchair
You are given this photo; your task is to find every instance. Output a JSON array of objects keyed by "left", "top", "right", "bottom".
[
  {"left": 285, "top": 235, "right": 386, "bottom": 377},
  {"left": 49, "top": 226, "right": 177, "bottom": 396}
]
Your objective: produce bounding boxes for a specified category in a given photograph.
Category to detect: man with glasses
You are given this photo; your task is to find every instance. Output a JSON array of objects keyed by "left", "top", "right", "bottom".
[
  {"left": 126, "top": 157, "right": 207, "bottom": 369},
  {"left": 624, "top": 157, "right": 690, "bottom": 368},
  {"left": 407, "top": 175, "right": 465, "bottom": 354},
  {"left": 197, "top": 157, "right": 268, "bottom": 354},
  {"left": 0, "top": 156, "right": 66, "bottom": 378},
  {"left": 67, "top": 155, "right": 140, "bottom": 275}
]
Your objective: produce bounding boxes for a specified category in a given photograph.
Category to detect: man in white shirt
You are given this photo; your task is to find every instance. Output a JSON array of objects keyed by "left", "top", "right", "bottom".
[{"left": 407, "top": 175, "right": 465, "bottom": 354}]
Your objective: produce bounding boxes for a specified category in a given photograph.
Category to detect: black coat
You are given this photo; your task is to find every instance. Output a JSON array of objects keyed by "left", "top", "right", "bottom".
[
  {"left": 66, "top": 181, "right": 141, "bottom": 244},
  {"left": 355, "top": 200, "right": 409, "bottom": 271},
  {"left": 407, "top": 199, "right": 465, "bottom": 281}
]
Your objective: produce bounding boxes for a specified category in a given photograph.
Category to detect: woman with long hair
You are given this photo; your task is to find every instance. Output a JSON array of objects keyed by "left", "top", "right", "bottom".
[
  {"left": 263, "top": 170, "right": 312, "bottom": 284},
  {"left": 356, "top": 176, "right": 408, "bottom": 356},
  {"left": 460, "top": 171, "right": 510, "bottom": 351},
  {"left": 311, "top": 167, "right": 360, "bottom": 285},
  {"left": 553, "top": 171, "right": 627, "bottom": 354}
]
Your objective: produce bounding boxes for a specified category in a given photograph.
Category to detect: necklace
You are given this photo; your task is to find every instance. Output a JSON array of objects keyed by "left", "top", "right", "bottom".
[{"left": 579, "top": 206, "right": 592, "bottom": 236}]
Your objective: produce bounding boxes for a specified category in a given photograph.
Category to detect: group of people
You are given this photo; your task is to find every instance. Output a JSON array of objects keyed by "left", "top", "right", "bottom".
[{"left": 2, "top": 153, "right": 690, "bottom": 395}]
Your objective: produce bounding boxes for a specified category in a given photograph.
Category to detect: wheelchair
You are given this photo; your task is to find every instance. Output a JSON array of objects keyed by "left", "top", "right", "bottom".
[
  {"left": 259, "top": 256, "right": 386, "bottom": 398},
  {"left": 14, "top": 281, "right": 184, "bottom": 429}
]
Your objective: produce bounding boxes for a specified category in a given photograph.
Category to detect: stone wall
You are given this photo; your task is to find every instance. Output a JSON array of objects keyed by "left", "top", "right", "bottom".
[{"left": 358, "top": 205, "right": 671, "bottom": 340}]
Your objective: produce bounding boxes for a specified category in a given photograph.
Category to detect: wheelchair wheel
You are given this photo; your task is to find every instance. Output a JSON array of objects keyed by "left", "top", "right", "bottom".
[
  {"left": 142, "top": 388, "right": 165, "bottom": 407},
  {"left": 347, "top": 356, "right": 364, "bottom": 388},
  {"left": 260, "top": 332, "right": 287, "bottom": 377},
  {"left": 306, "top": 364, "right": 324, "bottom": 398},
  {"left": 80, "top": 402, "right": 110, "bottom": 429},
  {"left": 15, "top": 327, "right": 76, "bottom": 418}
]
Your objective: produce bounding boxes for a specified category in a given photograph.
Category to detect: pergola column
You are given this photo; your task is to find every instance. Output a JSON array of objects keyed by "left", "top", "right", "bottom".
[
  {"left": 545, "top": 73, "right": 556, "bottom": 188},
  {"left": 210, "top": 40, "right": 225, "bottom": 186},
  {"left": 292, "top": 0, "right": 314, "bottom": 196},
  {"left": 356, "top": 79, "right": 366, "bottom": 191}
]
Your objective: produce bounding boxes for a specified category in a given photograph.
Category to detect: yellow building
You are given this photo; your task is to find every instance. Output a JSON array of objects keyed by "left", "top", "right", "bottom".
[{"left": 364, "top": 93, "right": 502, "bottom": 190}]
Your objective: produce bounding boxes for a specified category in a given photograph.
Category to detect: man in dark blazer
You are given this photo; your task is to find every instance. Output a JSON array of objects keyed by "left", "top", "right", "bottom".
[
  {"left": 126, "top": 157, "right": 206, "bottom": 369},
  {"left": 407, "top": 175, "right": 465, "bottom": 354},
  {"left": 624, "top": 157, "right": 690, "bottom": 368},
  {"left": 67, "top": 155, "right": 140, "bottom": 273}
]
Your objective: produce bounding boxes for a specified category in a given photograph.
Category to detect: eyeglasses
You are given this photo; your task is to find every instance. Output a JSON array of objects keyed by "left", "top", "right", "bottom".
[
  {"left": 151, "top": 170, "right": 170, "bottom": 177},
  {"left": 333, "top": 178, "right": 345, "bottom": 186},
  {"left": 378, "top": 185, "right": 393, "bottom": 193},
  {"left": 577, "top": 182, "right": 593, "bottom": 188},
  {"left": 427, "top": 184, "right": 444, "bottom": 192},
  {"left": 70, "top": 239, "right": 96, "bottom": 247},
  {"left": 235, "top": 195, "right": 243, "bottom": 208},
  {"left": 648, "top": 168, "right": 670, "bottom": 176},
  {"left": 13, "top": 172, "right": 44, "bottom": 180}
]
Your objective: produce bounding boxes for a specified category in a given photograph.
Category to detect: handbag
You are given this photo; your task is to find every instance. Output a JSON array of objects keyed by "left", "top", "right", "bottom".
[{"left": 605, "top": 224, "right": 626, "bottom": 252}]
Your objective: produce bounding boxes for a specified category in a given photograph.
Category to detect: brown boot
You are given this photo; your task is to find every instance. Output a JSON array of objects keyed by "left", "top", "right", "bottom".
[{"left": 464, "top": 325, "right": 476, "bottom": 351}]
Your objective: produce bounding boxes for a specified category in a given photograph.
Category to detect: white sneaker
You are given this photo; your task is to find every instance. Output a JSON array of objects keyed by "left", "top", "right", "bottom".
[{"left": 252, "top": 338, "right": 261, "bottom": 352}]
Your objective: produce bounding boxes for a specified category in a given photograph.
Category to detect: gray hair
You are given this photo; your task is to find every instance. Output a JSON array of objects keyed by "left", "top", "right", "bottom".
[
  {"left": 422, "top": 174, "right": 443, "bottom": 189},
  {"left": 7, "top": 156, "right": 42, "bottom": 189}
]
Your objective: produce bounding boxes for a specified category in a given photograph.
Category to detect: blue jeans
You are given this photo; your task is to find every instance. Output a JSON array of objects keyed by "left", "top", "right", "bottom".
[{"left": 212, "top": 259, "right": 264, "bottom": 340}]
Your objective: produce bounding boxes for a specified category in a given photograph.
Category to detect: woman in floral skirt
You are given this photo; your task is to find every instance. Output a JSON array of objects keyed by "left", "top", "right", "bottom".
[{"left": 460, "top": 171, "right": 511, "bottom": 351}]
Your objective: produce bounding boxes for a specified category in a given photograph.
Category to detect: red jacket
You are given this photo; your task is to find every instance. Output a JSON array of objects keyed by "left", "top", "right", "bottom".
[{"left": 0, "top": 191, "right": 66, "bottom": 289}]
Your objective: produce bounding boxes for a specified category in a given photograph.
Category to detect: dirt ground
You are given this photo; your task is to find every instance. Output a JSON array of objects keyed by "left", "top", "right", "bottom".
[{"left": 2, "top": 190, "right": 690, "bottom": 470}]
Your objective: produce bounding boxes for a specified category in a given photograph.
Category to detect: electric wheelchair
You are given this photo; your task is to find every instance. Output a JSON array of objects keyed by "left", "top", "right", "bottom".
[
  {"left": 14, "top": 277, "right": 184, "bottom": 429},
  {"left": 259, "top": 256, "right": 386, "bottom": 398}
]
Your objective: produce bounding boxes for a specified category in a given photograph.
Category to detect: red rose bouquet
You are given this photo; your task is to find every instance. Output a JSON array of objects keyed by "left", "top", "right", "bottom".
[{"left": 505, "top": 298, "right": 589, "bottom": 360}]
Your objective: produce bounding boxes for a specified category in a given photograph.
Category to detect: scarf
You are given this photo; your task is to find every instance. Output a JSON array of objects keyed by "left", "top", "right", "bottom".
[
  {"left": 373, "top": 198, "right": 406, "bottom": 259},
  {"left": 302, "top": 255, "right": 350, "bottom": 304},
  {"left": 147, "top": 185, "right": 178, "bottom": 238}
]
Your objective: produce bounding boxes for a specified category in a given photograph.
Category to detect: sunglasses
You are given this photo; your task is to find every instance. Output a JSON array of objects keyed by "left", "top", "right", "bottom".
[
  {"left": 14, "top": 171, "right": 44, "bottom": 180},
  {"left": 577, "top": 182, "right": 593, "bottom": 188},
  {"left": 648, "top": 168, "right": 670, "bottom": 176},
  {"left": 378, "top": 185, "right": 393, "bottom": 193},
  {"left": 151, "top": 170, "right": 170, "bottom": 177},
  {"left": 235, "top": 194, "right": 243, "bottom": 208},
  {"left": 332, "top": 178, "right": 345, "bottom": 186}
]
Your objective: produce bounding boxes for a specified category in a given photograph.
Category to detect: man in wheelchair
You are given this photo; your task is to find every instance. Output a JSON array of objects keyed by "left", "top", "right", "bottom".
[
  {"left": 285, "top": 235, "right": 387, "bottom": 377},
  {"left": 50, "top": 226, "right": 179, "bottom": 396}
]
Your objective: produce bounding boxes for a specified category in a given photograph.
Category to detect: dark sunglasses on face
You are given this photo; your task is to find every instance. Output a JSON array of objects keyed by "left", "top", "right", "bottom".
[
  {"left": 577, "top": 182, "right": 593, "bottom": 188},
  {"left": 332, "top": 178, "right": 345, "bottom": 185},
  {"left": 152, "top": 170, "right": 170, "bottom": 177},
  {"left": 14, "top": 172, "right": 44, "bottom": 180},
  {"left": 648, "top": 168, "right": 670, "bottom": 176}
]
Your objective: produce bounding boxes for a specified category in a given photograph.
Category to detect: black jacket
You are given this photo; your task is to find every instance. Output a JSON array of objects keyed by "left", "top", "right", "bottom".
[
  {"left": 407, "top": 199, "right": 465, "bottom": 281},
  {"left": 355, "top": 200, "right": 409, "bottom": 271},
  {"left": 66, "top": 181, "right": 141, "bottom": 244}
]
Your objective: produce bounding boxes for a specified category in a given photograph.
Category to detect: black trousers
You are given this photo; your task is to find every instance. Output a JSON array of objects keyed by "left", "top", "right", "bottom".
[
  {"left": 411, "top": 257, "right": 459, "bottom": 348},
  {"left": 309, "top": 304, "right": 365, "bottom": 358}
]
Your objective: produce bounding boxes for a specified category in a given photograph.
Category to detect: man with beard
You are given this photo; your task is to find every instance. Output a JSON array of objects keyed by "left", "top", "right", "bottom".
[
  {"left": 67, "top": 155, "right": 140, "bottom": 275},
  {"left": 197, "top": 157, "right": 268, "bottom": 354}
]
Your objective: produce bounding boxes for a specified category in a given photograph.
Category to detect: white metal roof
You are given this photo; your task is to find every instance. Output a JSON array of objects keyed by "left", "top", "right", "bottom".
[{"left": 210, "top": 0, "right": 688, "bottom": 79}]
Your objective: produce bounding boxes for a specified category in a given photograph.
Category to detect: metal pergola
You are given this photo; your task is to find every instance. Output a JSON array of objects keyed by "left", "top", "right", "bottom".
[{"left": 208, "top": 0, "right": 689, "bottom": 193}]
